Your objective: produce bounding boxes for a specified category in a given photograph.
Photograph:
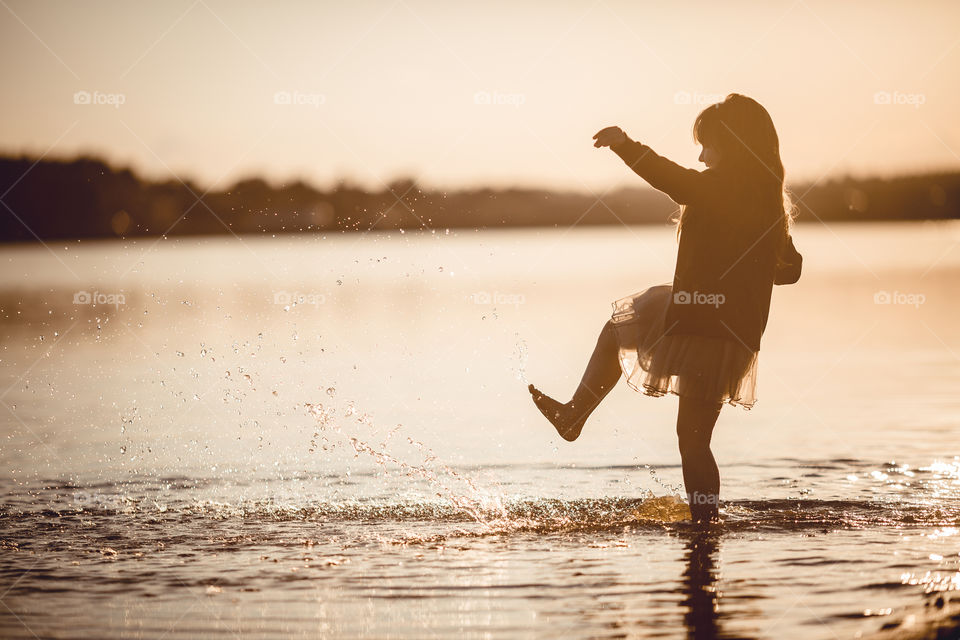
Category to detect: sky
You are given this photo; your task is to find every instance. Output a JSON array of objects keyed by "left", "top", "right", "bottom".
[{"left": 0, "top": 0, "right": 958, "bottom": 192}]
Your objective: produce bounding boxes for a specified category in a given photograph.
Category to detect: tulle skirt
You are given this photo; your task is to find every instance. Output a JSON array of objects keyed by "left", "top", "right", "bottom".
[{"left": 610, "top": 283, "right": 759, "bottom": 409}]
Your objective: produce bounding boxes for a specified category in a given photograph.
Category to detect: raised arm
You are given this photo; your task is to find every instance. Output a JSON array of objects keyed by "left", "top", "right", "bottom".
[{"left": 593, "top": 126, "right": 707, "bottom": 205}]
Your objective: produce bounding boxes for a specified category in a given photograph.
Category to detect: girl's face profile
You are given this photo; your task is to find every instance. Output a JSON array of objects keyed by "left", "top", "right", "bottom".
[{"left": 699, "top": 145, "right": 721, "bottom": 169}]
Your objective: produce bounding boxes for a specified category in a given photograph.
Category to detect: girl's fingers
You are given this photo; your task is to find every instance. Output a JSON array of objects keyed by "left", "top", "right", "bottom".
[{"left": 592, "top": 127, "right": 624, "bottom": 147}]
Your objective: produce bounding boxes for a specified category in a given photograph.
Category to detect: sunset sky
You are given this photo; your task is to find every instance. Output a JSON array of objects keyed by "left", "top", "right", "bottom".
[{"left": 1, "top": 0, "right": 958, "bottom": 192}]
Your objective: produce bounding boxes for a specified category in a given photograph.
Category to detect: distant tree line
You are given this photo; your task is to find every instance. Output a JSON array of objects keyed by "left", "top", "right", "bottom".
[{"left": 0, "top": 155, "right": 958, "bottom": 242}]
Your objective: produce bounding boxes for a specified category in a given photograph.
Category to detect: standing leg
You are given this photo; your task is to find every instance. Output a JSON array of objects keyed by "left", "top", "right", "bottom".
[
  {"left": 676, "top": 395, "right": 724, "bottom": 523},
  {"left": 528, "top": 319, "right": 622, "bottom": 441}
]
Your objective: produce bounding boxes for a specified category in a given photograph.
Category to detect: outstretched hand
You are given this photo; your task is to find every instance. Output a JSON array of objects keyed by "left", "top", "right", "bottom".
[{"left": 593, "top": 126, "right": 628, "bottom": 148}]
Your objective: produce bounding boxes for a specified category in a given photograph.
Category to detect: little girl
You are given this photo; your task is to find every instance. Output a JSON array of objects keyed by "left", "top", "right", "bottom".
[{"left": 528, "top": 93, "right": 802, "bottom": 523}]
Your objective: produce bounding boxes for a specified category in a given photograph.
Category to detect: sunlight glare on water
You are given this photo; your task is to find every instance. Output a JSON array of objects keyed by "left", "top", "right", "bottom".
[{"left": 2, "top": 222, "right": 960, "bottom": 638}]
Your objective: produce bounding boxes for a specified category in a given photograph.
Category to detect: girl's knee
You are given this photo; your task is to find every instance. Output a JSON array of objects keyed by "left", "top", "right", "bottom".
[{"left": 600, "top": 319, "right": 617, "bottom": 344}]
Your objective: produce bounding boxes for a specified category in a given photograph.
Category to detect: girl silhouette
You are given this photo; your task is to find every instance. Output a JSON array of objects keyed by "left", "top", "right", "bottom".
[{"left": 528, "top": 93, "right": 802, "bottom": 523}]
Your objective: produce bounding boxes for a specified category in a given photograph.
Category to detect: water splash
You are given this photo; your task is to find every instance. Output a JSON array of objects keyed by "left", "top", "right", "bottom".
[
  {"left": 299, "top": 395, "right": 721, "bottom": 544},
  {"left": 305, "top": 402, "right": 510, "bottom": 529},
  {"left": 632, "top": 495, "right": 691, "bottom": 522},
  {"left": 513, "top": 333, "right": 529, "bottom": 383},
  {"left": 642, "top": 462, "right": 685, "bottom": 496}
]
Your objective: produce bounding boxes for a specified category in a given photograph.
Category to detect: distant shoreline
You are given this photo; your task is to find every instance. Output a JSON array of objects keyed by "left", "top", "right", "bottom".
[{"left": 1, "top": 155, "right": 958, "bottom": 243}]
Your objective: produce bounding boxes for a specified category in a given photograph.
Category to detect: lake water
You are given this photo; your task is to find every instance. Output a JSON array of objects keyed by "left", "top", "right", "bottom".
[{"left": 1, "top": 221, "right": 960, "bottom": 639}]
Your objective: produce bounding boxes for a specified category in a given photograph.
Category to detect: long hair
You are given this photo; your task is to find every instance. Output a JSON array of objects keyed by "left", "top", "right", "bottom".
[{"left": 678, "top": 93, "right": 794, "bottom": 251}]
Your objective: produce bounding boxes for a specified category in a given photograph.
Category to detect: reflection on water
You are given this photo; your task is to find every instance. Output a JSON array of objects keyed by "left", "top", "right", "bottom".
[
  {"left": 682, "top": 532, "right": 724, "bottom": 640},
  {"left": 2, "top": 471, "right": 959, "bottom": 638},
  {"left": 2, "top": 222, "right": 960, "bottom": 638}
]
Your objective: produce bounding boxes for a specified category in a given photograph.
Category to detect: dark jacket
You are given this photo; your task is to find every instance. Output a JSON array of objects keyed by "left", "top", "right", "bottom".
[{"left": 612, "top": 138, "right": 802, "bottom": 351}]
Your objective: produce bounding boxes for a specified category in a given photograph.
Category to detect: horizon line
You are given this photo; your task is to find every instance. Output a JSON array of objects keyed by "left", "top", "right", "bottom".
[{"left": 2, "top": 150, "right": 959, "bottom": 196}]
